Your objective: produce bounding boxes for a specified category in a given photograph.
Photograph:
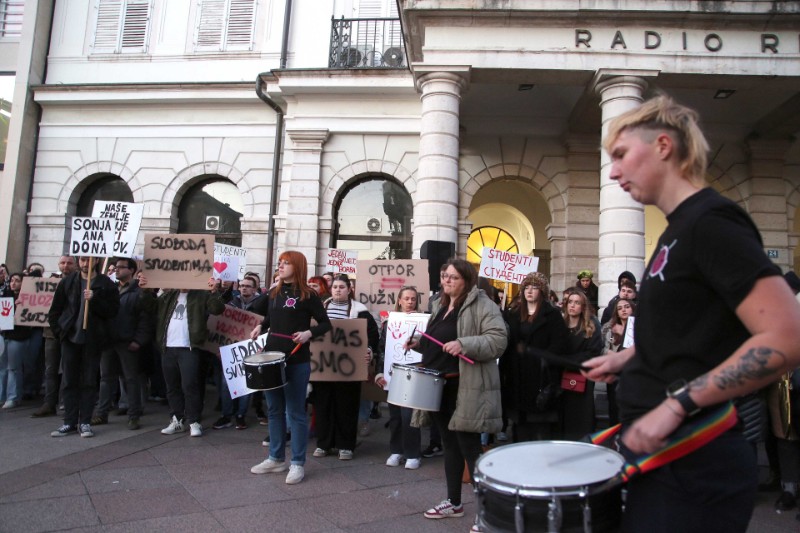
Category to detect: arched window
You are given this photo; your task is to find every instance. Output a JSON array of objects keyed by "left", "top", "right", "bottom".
[
  {"left": 334, "top": 175, "right": 412, "bottom": 259},
  {"left": 76, "top": 175, "right": 134, "bottom": 216},
  {"left": 177, "top": 178, "right": 243, "bottom": 246},
  {"left": 467, "top": 226, "right": 520, "bottom": 302}
]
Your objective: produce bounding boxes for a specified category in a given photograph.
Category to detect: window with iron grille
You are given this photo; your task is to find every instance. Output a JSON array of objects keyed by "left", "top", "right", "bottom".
[
  {"left": 91, "top": 0, "right": 152, "bottom": 54},
  {"left": 195, "top": 0, "right": 257, "bottom": 52},
  {"left": 0, "top": 0, "right": 24, "bottom": 38}
]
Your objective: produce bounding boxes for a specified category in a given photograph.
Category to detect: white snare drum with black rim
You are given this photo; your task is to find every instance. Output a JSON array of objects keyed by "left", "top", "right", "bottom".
[
  {"left": 387, "top": 363, "right": 445, "bottom": 411},
  {"left": 474, "top": 441, "right": 624, "bottom": 533}
]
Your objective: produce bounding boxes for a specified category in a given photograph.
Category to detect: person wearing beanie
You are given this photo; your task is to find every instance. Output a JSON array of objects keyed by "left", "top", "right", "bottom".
[
  {"left": 575, "top": 270, "right": 599, "bottom": 314},
  {"left": 600, "top": 271, "right": 639, "bottom": 325}
]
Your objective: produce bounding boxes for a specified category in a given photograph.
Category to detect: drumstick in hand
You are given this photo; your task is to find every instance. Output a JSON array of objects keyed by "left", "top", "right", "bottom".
[
  {"left": 404, "top": 325, "right": 418, "bottom": 356},
  {"left": 267, "top": 331, "right": 302, "bottom": 355},
  {"left": 418, "top": 331, "right": 475, "bottom": 364}
]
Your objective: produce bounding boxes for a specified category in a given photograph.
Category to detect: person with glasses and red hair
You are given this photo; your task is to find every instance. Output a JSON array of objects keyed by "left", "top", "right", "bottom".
[{"left": 249, "top": 251, "right": 331, "bottom": 485}]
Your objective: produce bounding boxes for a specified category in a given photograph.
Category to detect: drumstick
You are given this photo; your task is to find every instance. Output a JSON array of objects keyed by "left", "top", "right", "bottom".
[
  {"left": 404, "top": 325, "right": 417, "bottom": 356},
  {"left": 265, "top": 331, "right": 303, "bottom": 355},
  {"left": 418, "top": 330, "right": 475, "bottom": 365}
]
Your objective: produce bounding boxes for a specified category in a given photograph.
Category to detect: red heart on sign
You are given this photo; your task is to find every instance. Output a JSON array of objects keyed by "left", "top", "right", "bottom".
[{"left": 213, "top": 262, "right": 228, "bottom": 273}]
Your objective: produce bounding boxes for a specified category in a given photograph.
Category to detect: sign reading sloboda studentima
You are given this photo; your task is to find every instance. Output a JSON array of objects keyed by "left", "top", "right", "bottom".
[{"left": 142, "top": 233, "right": 215, "bottom": 290}]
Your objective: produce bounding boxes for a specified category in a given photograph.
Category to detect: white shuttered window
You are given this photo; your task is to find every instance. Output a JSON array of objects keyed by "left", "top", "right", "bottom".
[
  {"left": 195, "top": 0, "right": 256, "bottom": 52},
  {"left": 91, "top": 0, "right": 152, "bottom": 54}
]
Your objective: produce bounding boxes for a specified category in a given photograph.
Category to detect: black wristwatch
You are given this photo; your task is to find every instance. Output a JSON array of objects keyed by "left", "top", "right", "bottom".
[{"left": 666, "top": 380, "right": 701, "bottom": 417}]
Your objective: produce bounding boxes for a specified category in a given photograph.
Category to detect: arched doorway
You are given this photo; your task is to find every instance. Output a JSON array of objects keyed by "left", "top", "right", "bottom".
[
  {"left": 177, "top": 178, "right": 243, "bottom": 246},
  {"left": 75, "top": 174, "right": 133, "bottom": 216}
]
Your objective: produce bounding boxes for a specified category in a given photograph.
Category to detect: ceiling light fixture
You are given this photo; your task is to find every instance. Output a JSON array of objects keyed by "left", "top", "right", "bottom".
[{"left": 713, "top": 89, "right": 736, "bottom": 99}]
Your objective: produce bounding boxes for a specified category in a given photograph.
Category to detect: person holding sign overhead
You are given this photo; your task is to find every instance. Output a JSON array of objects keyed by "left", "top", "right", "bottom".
[
  {"left": 583, "top": 95, "right": 800, "bottom": 532},
  {"left": 48, "top": 257, "right": 119, "bottom": 438},
  {"left": 249, "top": 251, "right": 331, "bottom": 485},
  {"left": 313, "top": 274, "right": 379, "bottom": 461},
  {"left": 405, "top": 259, "right": 506, "bottom": 527}
]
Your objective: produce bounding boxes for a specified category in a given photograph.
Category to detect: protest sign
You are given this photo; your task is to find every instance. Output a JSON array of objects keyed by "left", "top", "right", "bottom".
[
  {"left": 219, "top": 333, "right": 269, "bottom": 399},
  {"left": 381, "top": 312, "right": 429, "bottom": 389},
  {"left": 70, "top": 217, "right": 116, "bottom": 258},
  {"left": 623, "top": 316, "right": 635, "bottom": 349},
  {"left": 204, "top": 305, "right": 264, "bottom": 354},
  {"left": 355, "top": 260, "right": 429, "bottom": 319},
  {"left": 214, "top": 243, "right": 247, "bottom": 279},
  {"left": 309, "top": 319, "right": 369, "bottom": 382},
  {"left": 212, "top": 255, "right": 240, "bottom": 282},
  {"left": 326, "top": 249, "right": 358, "bottom": 275},
  {"left": 478, "top": 247, "right": 539, "bottom": 284},
  {"left": 0, "top": 297, "right": 14, "bottom": 330},
  {"left": 142, "top": 233, "right": 215, "bottom": 290},
  {"left": 91, "top": 201, "right": 144, "bottom": 258},
  {"left": 14, "top": 277, "right": 58, "bottom": 327}
]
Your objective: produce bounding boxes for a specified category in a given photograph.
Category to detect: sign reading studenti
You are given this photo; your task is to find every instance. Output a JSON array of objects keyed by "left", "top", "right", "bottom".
[
  {"left": 212, "top": 255, "right": 240, "bottom": 282},
  {"left": 219, "top": 333, "right": 269, "bottom": 399},
  {"left": 204, "top": 305, "right": 264, "bottom": 354},
  {"left": 0, "top": 297, "right": 14, "bottom": 330},
  {"left": 214, "top": 243, "right": 247, "bottom": 279},
  {"left": 478, "top": 247, "right": 539, "bottom": 284},
  {"left": 355, "top": 260, "right": 429, "bottom": 319},
  {"left": 91, "top": 201, "right": 144, "bottom": 258},
  {"left": 381, "top": 312, "right": 429, "bottom": 390},
  {"left": 70, "top": 217, "right": 116, "bottom": 258},
  {"left": 14, "top": 277, "right": 58, "bottom": 327},
  {"left": 309, "top": 319, "right": 369, "bottom": 382},
  {"left": 142, "top": 233, "right": 215, "bottom": 290},
  {"left": 326, "top": 249, "right": 358, "bottom": 275}
]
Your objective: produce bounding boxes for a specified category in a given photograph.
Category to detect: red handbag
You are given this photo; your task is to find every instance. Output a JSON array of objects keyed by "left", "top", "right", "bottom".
[{"left": 561, "top": 370, "right": 586, "bottom": 393}]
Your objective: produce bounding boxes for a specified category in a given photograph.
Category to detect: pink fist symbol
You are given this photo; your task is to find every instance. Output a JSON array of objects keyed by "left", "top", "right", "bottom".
[{"left": 0, "top": 300, "right": 11, "bottom": 317}]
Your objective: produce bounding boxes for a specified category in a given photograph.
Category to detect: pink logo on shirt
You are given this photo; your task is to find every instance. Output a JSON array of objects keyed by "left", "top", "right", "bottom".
[
  {"left": 284, "top": 297, "right": 297, "bottom": 309},
  {"left": 648, "top": 239, "right": 676, "bottom": 281}
]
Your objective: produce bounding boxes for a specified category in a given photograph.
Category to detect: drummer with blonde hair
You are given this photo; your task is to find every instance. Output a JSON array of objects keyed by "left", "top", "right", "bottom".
[{"left": 404, "top": 258, "right": 506, "bottom": 530}]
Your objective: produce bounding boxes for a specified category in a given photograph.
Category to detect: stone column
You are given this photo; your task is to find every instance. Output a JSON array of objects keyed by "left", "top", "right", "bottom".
[
  {"left": 411, "top": 68, "right": 468, "bottom": 257},
  {"left": 747, "top": 139, "right": 792, "bottom": 271},
  {"left": 595, "top": 75, "right": 649, "bottom": 309},
  {"left": 276, "top": 129, "right": 329, "bottom": 264}
]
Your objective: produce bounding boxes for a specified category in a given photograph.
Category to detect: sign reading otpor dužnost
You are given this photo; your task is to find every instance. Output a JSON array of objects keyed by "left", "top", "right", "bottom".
[
  {"left": 14, "top": 277, "right": 59, "bottom": 327},
  {"left": 214, "top": 243, "right": 247, "bottom": 281},
  {"left": 142, "top": 233, "right": 215, "bottom": 290},
  {"left": 203, "top": 305, "right": 264, "bottom": 354},
  {"left": 218, "top": 333, "right": 269, "bottom": 399},
  {"left": 309, "top": 319, "right": 369, "bottom": 382},
  {"left": 326, "top": 249, "right": 358, "bottom": 275},
  {"left": 355, "top": 260, "right": 429, "bottom": 321},
  {"left": 70, "top": 217, "right": 116, "bottom": 258},
  {"left": 478, "top": 247, "right": 539, "bottom": 284},
  {"left": 91, "top": 201, "right": 144, "bottom": 258}
]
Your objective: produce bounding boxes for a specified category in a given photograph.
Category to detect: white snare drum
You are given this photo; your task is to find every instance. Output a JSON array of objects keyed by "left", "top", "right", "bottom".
[
  {"left": 387, "top": 363, "right": 445, "bottom": 411},
  {"left": 474, "top": 441, "right": 624, "bottom": 533}
]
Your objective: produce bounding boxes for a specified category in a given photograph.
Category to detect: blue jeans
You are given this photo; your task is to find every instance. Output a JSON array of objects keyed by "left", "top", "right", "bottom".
[
  {"left": 213, "top": 360, "right": 250, "bottom": 418},
  {"left": 265, "top": 362, "right": 310, "bottom": 465},
  {"left": 1, "top": 335, "right": 41, "bottom": 403}
]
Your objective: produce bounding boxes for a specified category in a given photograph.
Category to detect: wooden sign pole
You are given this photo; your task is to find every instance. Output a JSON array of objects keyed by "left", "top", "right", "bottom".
[{"left": 83, "top": 257, "right": 93, "bottom": 330}]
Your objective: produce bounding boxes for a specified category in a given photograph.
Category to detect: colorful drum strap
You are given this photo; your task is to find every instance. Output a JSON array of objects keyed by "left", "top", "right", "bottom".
[{"left": 589, "top": 402, "right": 739, "bottom": 482}]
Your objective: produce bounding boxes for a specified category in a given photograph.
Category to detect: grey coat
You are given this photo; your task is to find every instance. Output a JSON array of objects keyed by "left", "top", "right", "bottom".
[{"left": 412, "top": 286, "right": 507, "bottom": 433}]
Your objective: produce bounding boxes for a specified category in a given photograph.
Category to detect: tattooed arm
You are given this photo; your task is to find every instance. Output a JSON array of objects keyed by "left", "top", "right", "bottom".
[{"left": 623, "top": 276, "right": 800, "bottom": 454}]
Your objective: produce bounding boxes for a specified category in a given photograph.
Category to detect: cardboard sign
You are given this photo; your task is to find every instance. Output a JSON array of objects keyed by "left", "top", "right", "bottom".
[
  {"left": 381, "top": 312, "right": 430, "bottom": 389},
  {"left": 0, "top": 297, "right": 14, "bottom": 330},
  {"left": 309, "top": 318, "right": 369, "bottom": 382},
  {"left": 214, "top": 243, "right": 247, "bottom": 279},
  {"left": 355, "top": 260, "right": 429, "bottom": 319},
  {"left": 14, "top": 277, "right": 58, "bottom": 327},
  {"left": 142, "top": 233, "right": 215, "bottom": 290},
  {"left": 218, "top": 333, "right": 269, "bottom": 399},
  {"left": 326, "top": 248, "right": 358, "bottom": 275},
  {"left": 478, "top": 247, "right": 539, "bottom": 284},
  {"left": 204, "top": 304, "right": 264, "bottom": 354},
  {"left": 212, "top": 255, "right": 240, "bottom": 282},
  {"left": 91, "top": 201, "right": 144, "bottom": 258},
  {"left": 622, "top": 316, "right": 635, "bottom": 349},
  {"left": 70, "top": 217, "right": 116, "bottom": 258}
]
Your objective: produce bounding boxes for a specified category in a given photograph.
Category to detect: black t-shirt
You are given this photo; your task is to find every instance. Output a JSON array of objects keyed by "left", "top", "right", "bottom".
[
  {"left": 260, "top": 283, "right": 331, "bottom": 365},
  {"left": 420, "top": 306, "right": 459, "bottom": 375},
  {"left": 618, "top": 188, "right": 781, "bottom": 423}
]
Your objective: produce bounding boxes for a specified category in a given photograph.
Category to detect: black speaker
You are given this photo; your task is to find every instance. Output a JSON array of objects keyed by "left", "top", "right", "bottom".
[{"left": 421, "top": 240, "right": 455, "bottom": 291}]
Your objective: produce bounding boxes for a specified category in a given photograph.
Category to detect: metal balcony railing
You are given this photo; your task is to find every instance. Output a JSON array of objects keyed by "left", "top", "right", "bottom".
[
  {"left": 329, "top": 17, "right": 406, "bottom": 69},
  {"left": 0, "top": 0, "right": 24, "bottom": 38}
]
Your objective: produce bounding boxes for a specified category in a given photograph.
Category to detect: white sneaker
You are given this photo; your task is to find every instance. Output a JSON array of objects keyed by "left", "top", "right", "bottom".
[
  {"left": 251, "top": 458, "right": 287, "bottom": 475},
  {"left": 189, "top": 422, "right": 202, "bottom": 437},
  {"left": 405, "top": 458, "right": 421, "bottom": 470},
  {"left": 2, "top": 400, "right": 17, "bottom": 409},
  {"left": 386, "top": 454, "right": 403, "bottom": 467},
  {"left": 161, "top": 416, "right": 185, "bottom": 435},
  {"left": 313, "top": 447, "right": 328, "bottom": 457},
  {"left": 338, "top": 449, "right": 353, "bottom": 460},
  {"left": 285, "top": 464, "right": 305, "bottom": 485},
  {"left": 79, "top": 424, "right": 94, "bottom": 438}
]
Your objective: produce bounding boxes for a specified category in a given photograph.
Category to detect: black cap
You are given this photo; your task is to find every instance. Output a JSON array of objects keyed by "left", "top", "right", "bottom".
[{"left": 618, "top": 271, "right": 637, "bottom": 288}]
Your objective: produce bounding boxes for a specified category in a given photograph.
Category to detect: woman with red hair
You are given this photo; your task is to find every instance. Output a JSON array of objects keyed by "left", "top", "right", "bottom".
[
  {"left": 249, "top": 251, "right": 331, "bottom": 484},
  {"left": 307, "top": 275, "right": 330, "bottom": 301}
]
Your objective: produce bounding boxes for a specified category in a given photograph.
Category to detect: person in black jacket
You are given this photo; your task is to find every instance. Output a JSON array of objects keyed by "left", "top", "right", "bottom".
[
  {"left": 92, "top": 258, "right": 154, "bottom": 430},
  {"left": 48, "top": 257, "right": 119, "bottom": 438}
]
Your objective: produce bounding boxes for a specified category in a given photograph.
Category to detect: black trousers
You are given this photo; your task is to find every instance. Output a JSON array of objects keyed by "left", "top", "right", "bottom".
[
  {"left": 314, "top": 380, "right": 361, "bottom": 451},
  {"left": 42, "top": 336, "right": 62, "bottom": 410},
  {"left": 388, "top": 403, "right": 421, "bottom": 458},
  {"left": 60, "top": 340, "right": 101, "bottom": 427},
  {"left": 431, "top": 378, "right": 483, "bottom": 506},
  {"left": 621, "top": 430, "right": 757, "bottom": 533}
]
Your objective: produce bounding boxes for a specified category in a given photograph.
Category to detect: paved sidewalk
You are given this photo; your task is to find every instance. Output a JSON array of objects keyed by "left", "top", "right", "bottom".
[{"left": 0, "top": 396, "right": 795, "bottom": 532}]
